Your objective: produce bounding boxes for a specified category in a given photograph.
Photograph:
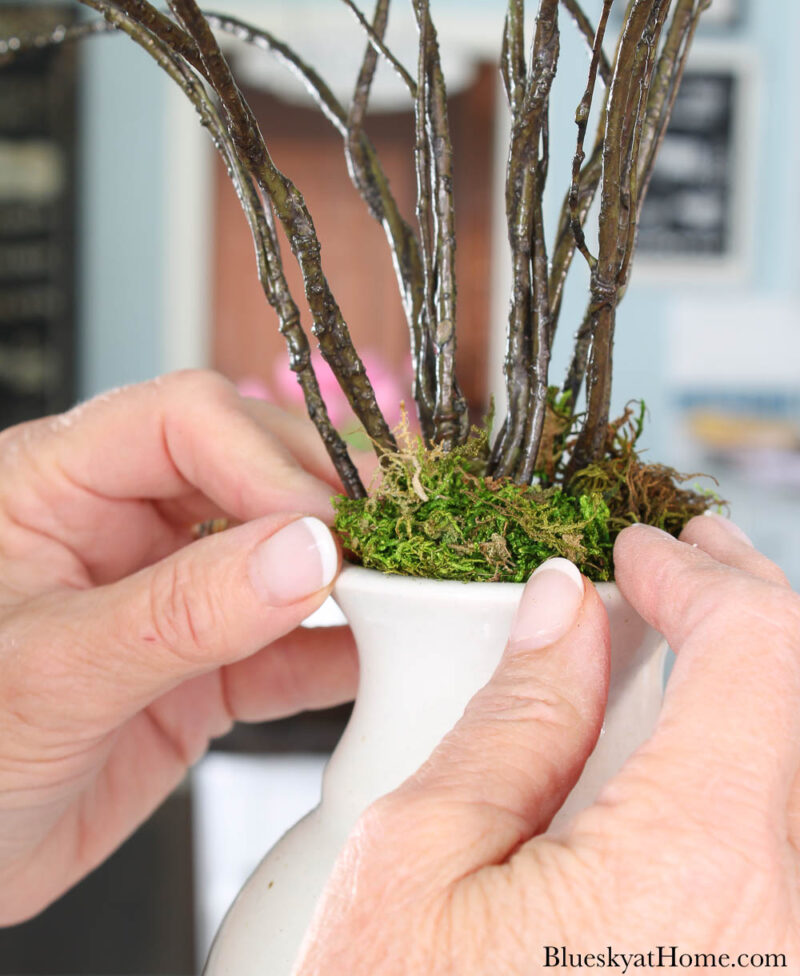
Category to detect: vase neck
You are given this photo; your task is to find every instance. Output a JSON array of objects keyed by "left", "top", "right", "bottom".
[{"left": 327, "top": 567, "right": 665, "bottom": 820}]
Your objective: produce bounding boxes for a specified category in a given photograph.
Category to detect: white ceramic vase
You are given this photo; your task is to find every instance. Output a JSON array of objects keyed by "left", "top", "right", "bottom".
[{"left": 203, "top": 564, "right": 667, "bottom": 976}]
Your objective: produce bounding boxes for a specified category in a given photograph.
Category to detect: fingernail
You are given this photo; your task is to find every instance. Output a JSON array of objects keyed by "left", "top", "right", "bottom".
[
  {"left": 248, "top": 517, "right": 338, "bottom": 606},
  {"left": 703, "top": 511, "right": 754, "bottom": 547},
  {"left": 508, "top": 557, "right": 585, "bottom": 653}
]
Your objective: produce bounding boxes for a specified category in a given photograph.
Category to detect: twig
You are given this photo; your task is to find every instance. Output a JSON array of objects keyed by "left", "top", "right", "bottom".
[
  {"left": 517, "top": 0, "right": 560, "bottom": 484},
  {"left": 517, "top": 178, "right": 554, "bottom": 483},
  {"left": 205, "top": 12, "right": 347, "bottom": 132},
  {"left": 630, "top": 0, "right": 709, "bottom": 286},
  {"left": 203, "top": 10, "right": 432, "bottom": 440},
  {"left": 0, "top": 17, "right": 113, "bottom": 64},
  {"left": 72, "top": 0, "right": 366, "bottom": 497},
  {"left": 549, "top": 136, "right": 602, "bottom": 339},
  {"left": 259, "top": 199, "right": 368, "bottom": 497},
  {"left": 491, "top": 0, "right": 559, "bottom": 480},
  {"left": 568, "top": 0, "right": 669, "bottom": 477},
  {"left": 412, "top": 0, "right": 465, "bottom": 448},
  {"left": 93, "top": 0, "right": 204, "bottom": 68},
  {"left": 559, "top": 0, "right": 611, "bottom": 86},
  {"left": 561, "top": 304, "right": 593, "bottom": 406},
  {"left": 343, "top": 2, "right": 433, "bottom": 440},
  {"left": 567, "top": 0, "right": 613, "bottom": 271},
  {"left": 615, "top": 0, "right": 671, "bottom": 280},
  {"left": 637, "top": 0, "right": 696, "bottom": 182},
  {"left": 170, "top": 0, "right": 396, "bottom": 458},
  {"left": 500, "top": 0, "right": 526, "bottom": 116},
  {"left": 412, "top": 6, "right": 439, "bottom": 441},
  {"left": 338, "top": 0, "right": 417, "bottom": 96}
]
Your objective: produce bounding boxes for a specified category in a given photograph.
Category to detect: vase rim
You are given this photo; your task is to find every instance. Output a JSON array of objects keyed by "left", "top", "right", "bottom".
[{"left": 334, "top": 561, "right": 619, "bottom": 606}]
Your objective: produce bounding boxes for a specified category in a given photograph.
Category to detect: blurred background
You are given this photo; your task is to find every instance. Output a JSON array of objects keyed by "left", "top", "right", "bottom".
[{"left": 0, "top": 0, "right": 798, "bottom": 971}]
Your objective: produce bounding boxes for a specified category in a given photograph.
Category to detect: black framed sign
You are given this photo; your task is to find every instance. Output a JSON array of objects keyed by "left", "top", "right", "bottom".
[{"left": 633, "top": 43, "right": 757, "bottom": 281}]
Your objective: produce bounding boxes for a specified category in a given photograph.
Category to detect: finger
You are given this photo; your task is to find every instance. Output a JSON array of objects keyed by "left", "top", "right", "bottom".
[
  {"left": 0, "top": 515, "right": 341, "bottom": 738},
  {"left": 1, "top": 370, "right": 336, "bottom": 528},
  {"left": 381, "top": 559, "right": 610, "bottom": 879},
  {"left": 242, "top": 398, "right": 379, "bottom": 493},
  {"left": 680, "top": 512, "right": 791, "bottom": 587},
  {"left": 96, "top": 626, "right": 358, "bottom": 782},
  {"left": 612, "top": 523, "right": 800, "bottom": 814},
  {"left": 221, "top": 624, "right": 358, "bottom": 721}
]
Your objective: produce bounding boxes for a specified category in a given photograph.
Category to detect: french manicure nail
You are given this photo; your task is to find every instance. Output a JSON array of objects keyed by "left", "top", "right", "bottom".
[
  {"left": 508, "top": 557, "right": 585, "bottom": 653},
  {"left": 702, "top": 511, "right": 754, "bottom": 547},
  {"left": 248, "top": 517, "right": 338, "bottom": 606}
]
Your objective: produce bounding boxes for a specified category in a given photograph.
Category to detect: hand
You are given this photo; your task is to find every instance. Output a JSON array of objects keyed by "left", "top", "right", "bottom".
[
  {"left": 0, "top": 370, "right": 358, "bottom": 924},
  {"left": 297, "top": 516, "right": 800, "bottom": 974}
]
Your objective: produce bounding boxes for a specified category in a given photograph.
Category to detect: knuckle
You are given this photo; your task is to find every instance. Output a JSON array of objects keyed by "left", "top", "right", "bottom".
[
  {"left": 146, "top": 557, "right": 226, "bottom": 662},
  {"left": 477, "top": 679, "right": 581, "bottom": 737}
]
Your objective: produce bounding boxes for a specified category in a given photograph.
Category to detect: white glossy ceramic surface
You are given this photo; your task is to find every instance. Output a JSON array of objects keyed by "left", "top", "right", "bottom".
[{"left": 203, "top": 565, "right": 667, "bottom": 976}]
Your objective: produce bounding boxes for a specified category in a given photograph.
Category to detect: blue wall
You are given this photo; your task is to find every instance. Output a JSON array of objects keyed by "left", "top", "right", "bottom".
[{"left": 78, "top": 29, "right": 165, "bottom": 397}]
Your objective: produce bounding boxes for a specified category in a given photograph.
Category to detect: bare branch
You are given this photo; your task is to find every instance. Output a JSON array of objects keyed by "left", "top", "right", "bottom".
[
  {"left": 560, "top": 0, "right": 611, "bottom": 86},
  {"left": 517, "top": 177, "right": 554, "bottom": 483},
  {"left": 501, "top": 0, "right": 526, "bottom": 115},
  {"left": 258, "top": 198, "right": 368, "bottom": 498},
  {"left": 567, "top": 0, "right": 613, "bottom": 271},
  {"left": 347, "top": 0, "right": 391, "bottom": 223},
  {"left": 568, "top": 0, "right": 671, "bottom": 477},
  {"left": 491, "top": 0, "right": 559, "bottom": 480},
  {"left": 562, "top": 303, "right": 593, "bottom": 405},
  {"left": 412, "top": 7, "right": 438, "bottom": 441},
  {"left": 338, "top": 0, "right": 417, "bottom": 96},
  {"left": 71, "top": 0, "right": 366, "bottom": 496},
  {"left": 549, "top": 137, "right": 602, "bottom": 338},
  {"left": 343, "top": 2, "right": 432, "bottom": 439},
  {"left": 632, "top": 0, "right": 709, "bottom": 278},
  {"left": 204, "top": 10, "right": 431, "bottom": 441},
  {"left": 205, "top": 12, "right": 348, "bottom": 133},
  {"left": 85, "top": 0, "right": 204, "bottom": 68},
  {"left": 615, "top": 0, "right": 672, "bottom": 280},
  {"left": 0, "top": 17, "right": 113, "bottom": 65},
  {"left": 413, "top": 0, "right": 466, "bottom": 448},
  {"left": 637, "top": 0, "right": 696, "bottom": 179},
  {"left": 170, "top": 0, "right": 396, "bottom": 457}
]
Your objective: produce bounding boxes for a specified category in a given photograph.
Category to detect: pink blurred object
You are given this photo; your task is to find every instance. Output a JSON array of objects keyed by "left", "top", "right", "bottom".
[
  {"left": 236, "top": 376, "right": 273, "bottom": 401},
  {"left": 273, "top": 351, "right": 410, "bottom": 428}
]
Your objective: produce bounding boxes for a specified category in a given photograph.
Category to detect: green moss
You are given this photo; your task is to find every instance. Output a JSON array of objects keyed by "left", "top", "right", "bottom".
[
  {"left": 332, "top": 401, "right": 720, "bottom": 583},
  {"left": 333, "top": 421, "right": 614, "bottom": 582}
]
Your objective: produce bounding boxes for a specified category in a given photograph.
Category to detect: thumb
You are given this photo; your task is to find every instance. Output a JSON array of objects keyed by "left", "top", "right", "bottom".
[
  {"left": 8, "top": 515, "right": 340, "bottom": 732},
  {"left": 383, "top": 558, "right": 610, "bottom": 879}
]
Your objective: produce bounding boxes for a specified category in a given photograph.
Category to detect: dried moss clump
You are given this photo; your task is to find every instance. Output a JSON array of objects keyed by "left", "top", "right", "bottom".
[
  {"left": 333, "top": 422, "right": 613, "bottom": 582},
  {"left": 567, "top": 403, "right": 719, "bottom": 538}
]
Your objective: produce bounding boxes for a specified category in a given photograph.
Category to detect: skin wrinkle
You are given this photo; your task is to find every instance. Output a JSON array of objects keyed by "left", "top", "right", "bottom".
[
  {"left": 1, "top": 499, "right": 88, "bottom": 588},
  {"left": 142, "top": 705, "right": 194, "bottom": 772},
  {"left": 144, "top": 554, "right": 233, "bottom": 667},
  {"left": 1, "top": 437, "right": 192, "bottom": 584}
]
